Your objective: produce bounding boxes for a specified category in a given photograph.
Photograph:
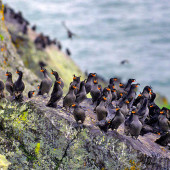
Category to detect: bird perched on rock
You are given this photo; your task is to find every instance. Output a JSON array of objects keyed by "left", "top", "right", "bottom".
[
  {"left": 38, "top": 67, "right": 52, "bottom": 95},
  {"left": 110, "top": 106, "right": 125, "bottom": 131},
  {"left": 46, "top": 78, "right": 63, "bottom": 108},
  {"left": 124, "top": 79, "right": 135, "bottom": 92},
  {"left": 155, "top": 132, "right": 170, "bottom": 146},
  {"left": 128, "top": 108, "right": 142, "bottom": 139},
  {"left": 142, "top": 86, "right": 152, "bottom": 99},
  {"left": 28, "top": 91, "right": 35, "bottom": 98},
  {"left": 63, "top": 84, "right": 76, "bottom": 111},
  {"left": 90, "top": 79, "right": 101, "bottom": 104},
  {"left": 111, "top": 88, "right": 117, "bottom": 101},
  {"left": 120, "top": 99, "right": 130, "bottom": 117},
  {"left": 96, "top": 96, "right": 108, "bottom": 121},
  {"left": 72, "top": 104, "right": 86, "bottom": 124},
  {"left": 0, "top": 80, "right": 5, "bottom": 99},
  {"left": 124, "top": 107, "right": 137, "bottom": 135},
  {"left": 158, "top": 110, "right": 169, "bottom": 134},
  {"left": 96, "top": 120, "right": 110, "bottom": 132},
  {"left": 71, "top": 74, "right": 81, "bottom": 94},
  {"left": 138, "top": 98, "right": 149, "bottom": 124},
  {"left": 109, "top": 77, "right": 120, "bottom": 90},
  {"left": 5, "top": 71, "right": 13, "bottom": 96},
  {"left": 13, "top": 70, "right": 25, "bottom": 100},
  {"left": 85, "top": 73, "right": 97, "bottom": 94},
  {"left": 75, "top": 80, "right": 87, "bottom": 104},
  {"left": 66, "top": 48, "right": 71, "bottom": 56},
  {"left": 51, "top": 70, "right": 64, "bottom": 89}
]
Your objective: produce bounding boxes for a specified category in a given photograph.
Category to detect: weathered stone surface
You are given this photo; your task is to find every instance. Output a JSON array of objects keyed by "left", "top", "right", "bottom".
[
  {"left": 0, "top": 1, "right": 169, "bottom": 169},
  {"left": 0, "top": 96, "right": 169, "bottom": 169}
]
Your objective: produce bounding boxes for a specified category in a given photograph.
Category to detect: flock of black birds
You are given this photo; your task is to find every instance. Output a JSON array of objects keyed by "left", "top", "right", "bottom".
[
  {"left": 2, "top": 5, "right": 169, "bottom": 147},
  {"left": 4, "top": 5, "right": 73, "bottom": 56},
  {"left": 0, "top": 68, "right": 169, "bottom": 147}
]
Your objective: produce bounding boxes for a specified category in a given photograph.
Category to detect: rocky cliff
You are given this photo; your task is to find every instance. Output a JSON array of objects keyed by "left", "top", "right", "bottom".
[{"left": 0, "top": 1, "right": 169, "bottom": 169}]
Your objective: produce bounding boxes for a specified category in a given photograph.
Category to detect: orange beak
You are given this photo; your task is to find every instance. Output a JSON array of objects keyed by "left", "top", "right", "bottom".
[
  {"left": 149, "top": 92, "right": 152, "bottom": 95},
  {"left": 119, "top": 84, "right": 123, "bottom": 87},
  {"left": 37, "top": 86, "right": 40, "bottom": 89},
  {"left": 120, "top": 93, "right": 123, "bottom": 96},
  {"left": 138, "top": 94, "right": 142, "bottom": 97},
  {"left": 160, "top": 111, "right": 164, "bottom": 114},
  {"left": 40, "top": 69, "right": 44, "bottom": 72},
  {"left": 98, "top": 87, "right": 101, "bottom": 90},
  {"left": 103, "top": 97, "right": 107, "bottom": 101},
  {"left": 73, "top": 77, "right": 77, "bottom": 80},
  {"left": 16, "top": 71, "right": 19, "bottom": 74},
  {"left": 3, "top": 60, "right": 6, "bottom": 64},
  {"left": 94, "top": 80, "right": 97, "bottom": 83},
  {"left": 73, "top": 86, "right": 76, "bottom": 89},
  {"left": 108, "top": 121, "right": 111, "bottom": 124},
  {"left": 92, "top": 74, "right": 96, "bottom": 77},
  {"left": 51, "top": 72, "right": 54, "bottom": 74},
  {"left": 150, "top": 105, "right": 153, "bottom": 108},
  {"left": 116, "top": 108, "right": 119, "bottom": 111},
  {"left": 112, "top": 86, "right": 115, "bottom": 89},
  {"left": 5, "top": 74, "right": 9, "bottom": 76},
  {"left": 132, "top": 80, "right": 135, "bottom": 82},
  {"left": 136, "top": 85, "right": 138, "bottom": 87},
  {"left": 106, "top": 88, "right": 110, "bottom": 91},
  {"left": 132, "top": 111, "right": 136, "bottom": 114},
  {"left": 32, "top": 92, "right": 35, "bottom": 95},
  {"left": 126, "top": 100, "right": 129, "bottom": 104},
  {"left": 72, "top": 104, "right": 76, "bottom": 107},
  {"left": 148, "top": 88, "right": 151, "bottom": 92},
  {"left": 114, "top": 78, "right": 117, "bottom": 81},
  {"left": 57, "top": 81, "right": 61, "bottom": 84}
]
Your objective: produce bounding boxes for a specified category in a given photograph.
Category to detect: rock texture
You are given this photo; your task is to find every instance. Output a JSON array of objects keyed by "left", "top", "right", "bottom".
[{"left": 0, "top": 1, "right": 169, "bottom": 169}]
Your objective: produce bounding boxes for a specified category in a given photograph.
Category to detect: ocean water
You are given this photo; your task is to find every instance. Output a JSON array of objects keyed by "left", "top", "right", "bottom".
[{"left": 5, "top": 0, "right": 170, "bottom": 101}]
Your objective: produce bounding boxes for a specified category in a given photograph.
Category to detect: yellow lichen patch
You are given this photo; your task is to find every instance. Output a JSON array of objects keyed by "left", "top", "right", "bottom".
[
  {"left": 35, "top": 143, "right": 41, "bottom": 155},
  {"left": 0, "top": 154, "right": 11, "bottom": 170},
  {"left": 19, "top": 111, "right": 28, "bottom": 122}
]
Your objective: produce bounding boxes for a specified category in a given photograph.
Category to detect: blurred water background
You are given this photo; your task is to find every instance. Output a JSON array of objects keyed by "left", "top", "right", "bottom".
[{"left": 5, "top": 0, "right": 170, "bottom": 101}]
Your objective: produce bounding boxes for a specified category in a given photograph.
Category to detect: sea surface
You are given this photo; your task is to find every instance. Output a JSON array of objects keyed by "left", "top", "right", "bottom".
[{"left": 5, "top": 0, "right": 170, "bottom": 101}]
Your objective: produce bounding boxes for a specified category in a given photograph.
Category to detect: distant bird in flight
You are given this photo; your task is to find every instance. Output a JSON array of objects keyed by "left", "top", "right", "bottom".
[
  {"left": 62, "top": 21, "right": 77, "bottom": 39},
  {"left": 120, "top": 60, "right": 129, "bottom": 65}
]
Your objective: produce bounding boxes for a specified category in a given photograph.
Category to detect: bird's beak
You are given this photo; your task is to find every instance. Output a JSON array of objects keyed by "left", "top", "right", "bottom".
[
  {"left": 107, "top": 88, "right": 110, "bottom": 91},
  {"left": 32, "top": 92, "right": 35, "bottom": 95},
  {"left": 73, "top": 86, "right": 76, "bottom": 89},
  {"left": 16, "top": 71, "right": 19, "bottom": 74},
  {"left": 103, "top": 97, "right": 107, "bottom": 101},
  {"left": 40, "top": 69, "right": 44, "bottom": 72},
  {"left": 5, "top": 74, "right": 9, "bottom": 76},
  {"left": 98, "top": 87, "right": 101, "bottom": 90},
  {"left": 138, "top": 94, "right": 142, "bottom": 97},
  {"left": 150, "top": 105, "right": 153, "bottom": 108},
  {"left": 92, "top": 74, "right": 96, "bottom": 77},
  {"left": 116, "top": 108, "right": 119, "bottom": 111},
  {"left": 132, "top": 79, "right": 135, "bottom": 82},
  {"left": 160, "top": 111, "right": 164, "bottom": 114},
  {"left": 57, "top": 81, "right": 61, "bottom": 84},
  {"left": 132, "top": 111, "right": 136, "bottom": 114},
  {"left": 126, "top": 101, "right": 129, "bottom": 104},
  {"left": 51, "top": 72, "right": 54, "bottom": 74},
  {"left": 72, "top": 104, "right": 76, "bottom": 107}
]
